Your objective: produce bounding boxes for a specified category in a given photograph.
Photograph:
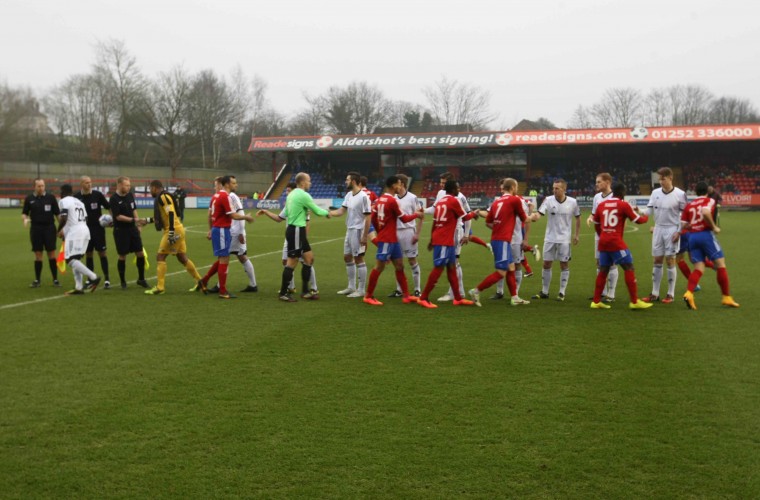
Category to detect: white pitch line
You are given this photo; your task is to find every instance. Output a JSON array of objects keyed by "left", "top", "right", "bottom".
[{"left": 0, "top": 237, "right": 343, "bottom": 311}]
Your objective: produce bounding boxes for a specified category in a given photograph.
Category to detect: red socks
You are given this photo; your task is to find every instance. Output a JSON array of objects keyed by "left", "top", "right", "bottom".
[
  {"left": 522, "top": 259, "right": 533, "bottom": 275},
  {"left": 594, "top": 271, "right": 608, "bottom": 302},
  {"left": 366, "top": 269, "right": 380, "bottom": 297},
  {"left": 395, "top": 269, "right": 410, "bottom": 297},
  {"left": 218, "top": 263, "right": 228, "bottom": 294},
  {"left": 624, "top": 269, "right": 638, "bottom": 303},
  {"left": 203, "top": 260, "right": 220, "bottom": 283},
  {"left": 716, "top": 267, "right": 730, "bottom": 295},
  {"left": 477, "top": 271, "right": 503, "bottom": 292},
  {"left": 470, "top": 236, "right": 488, "bottom": 248},
  {"left": 687, "top": 269, "right": 703, "bottom": 292},
  {"left": 678, "top": 260, "right": 692, "bottom": 280},
  {"left": 446, "top": 267, "right": 462, "bottom": 300},
  {"left": 506, "top": 270, "right": 517, "bottom": 296},
  {"left": 420, "top": 267, "right": 444, "bottom": 300}
]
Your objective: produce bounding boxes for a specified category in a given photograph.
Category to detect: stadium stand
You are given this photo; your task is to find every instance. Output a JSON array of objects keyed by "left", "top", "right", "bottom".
[{"left": 683, "top": 164, "right": 760, "bottom": 194}]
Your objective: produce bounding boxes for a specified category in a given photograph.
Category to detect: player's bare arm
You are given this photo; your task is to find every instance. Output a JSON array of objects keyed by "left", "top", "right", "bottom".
[
  {"left": 329, "top": 207, "right": 346, "bottom": 218},
  {"left": 701, "top": 207, "right": 720, "bottom": 233},
  {"left": 573, "top": 215, "right": 581, "bottom": 245}
]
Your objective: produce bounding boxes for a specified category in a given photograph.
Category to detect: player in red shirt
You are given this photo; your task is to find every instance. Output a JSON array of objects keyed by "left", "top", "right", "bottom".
[
  {"left": 675, "top": 181, "right": 739, "bottom": 310},
  {"left": 199, "top": 176, "right": 253, "bottom": 299},
  {"left": 468, "top": 178, "right": 537, "bottom": 306},
  {"left": 590, "top": 183, "right": 652, "bottom": 310},
  {"left": 364, "top": 176, "right": 423, "bottom": 306},
  {"left": 418, "top": 179, "right": 479, "bottom": 308}
]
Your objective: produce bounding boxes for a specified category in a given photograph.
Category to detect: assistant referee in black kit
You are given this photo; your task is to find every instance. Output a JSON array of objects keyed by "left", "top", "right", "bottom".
[{"left": 21, "top": 178, "right": 61, "bottom": 287}]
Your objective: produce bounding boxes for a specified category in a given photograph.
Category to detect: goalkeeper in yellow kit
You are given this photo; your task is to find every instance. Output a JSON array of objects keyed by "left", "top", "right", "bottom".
[{"left": 144, "top": 180, "right": 204, "bottom": 295}]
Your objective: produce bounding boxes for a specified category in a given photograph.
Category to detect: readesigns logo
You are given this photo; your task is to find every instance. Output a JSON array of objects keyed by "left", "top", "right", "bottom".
[
  {"left": 495, "top": 133, "right": 513, "bottom": 146},
  {"left": 316, "top": 136, "right": 334, "bottom": 148},
  {"left": 630, "top": 126, "right": 648, "bottom": 140}
]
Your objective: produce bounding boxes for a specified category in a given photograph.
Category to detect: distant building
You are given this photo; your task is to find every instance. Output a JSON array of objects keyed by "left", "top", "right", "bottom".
[{"left": 17, "top": 107, "right": 52, "bottom": 135}]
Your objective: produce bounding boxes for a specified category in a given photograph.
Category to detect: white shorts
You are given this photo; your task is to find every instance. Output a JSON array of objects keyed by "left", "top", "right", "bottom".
[
  {"left": 652, "top": 225, "right": 679, "bottom": 257},
  {"left": 511, "top": 242, "right": 524, "bottom": 264},
  {"left": 543, "top": 242, "right": 572, "bottom": 262},
  {"left": 65, "top": 237, "right": 90, "bottom": 258},
  {"left": 230, "top": 232, "right": 247, "bottom": 255},
  {"left": 397, "top": 228, "right": 419, "bottom": 258},
  {"left": 343, "top": 228, "right": 367, "bottom": 257}
]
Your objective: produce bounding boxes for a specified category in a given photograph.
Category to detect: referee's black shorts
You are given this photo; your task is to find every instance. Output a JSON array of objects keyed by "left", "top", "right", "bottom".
[
  {"left": 86, "top": 224, "right": 107, "bottom": 253},
  {"left": 113, "top": 226, "right": 144, "bottom": 255},
  {"left": 285, "top": 225, "right": 310, "bottom": 258},
  {"left": 30, "top": 224, "right": 57, "bottom": 252}
]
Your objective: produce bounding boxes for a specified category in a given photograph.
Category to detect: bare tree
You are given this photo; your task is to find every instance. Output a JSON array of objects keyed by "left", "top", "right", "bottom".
[
  {"left": 323, "top": 86, "right": 356, "bottom": 134},
  {"left": 709, "top": 96, "right": 759, "bottom": 124},
  {"left": 423, "top": 76, "right": 496, "bottom": 130},
  {"left": 250, "top": 108, "right": 289, "bottom": 137},
  {"left": 641, "top": 88, "right": 671, "bottom": 126},
  {"left": 289, "top": 93, "right": 326, "bottom": 136},
  {"left": 187, "top": 69, "right": 240, "bottom": 168},
  {"left": 144, "top": 66, "right": 197, "bottom": 177},
  {"left": 669, "top": 84, "right": 713, "bottom": 125},
  {"left": 604, "top": 88, "right": 643, "bottom": 127},
  {"left": 93, "top": 39, "right": 149, "bottom": 159},
  {"left": 568, "top": 105, "right": 593, "bottom": 129},
  {"left": 589, "top": 102, "right": 614, "bottom": 128},
  {"left": 1, "top": 80, "right": 37, "bottom": 141},
  {"left": 347, "top": 82, "right": 392, "bottom": 134}
]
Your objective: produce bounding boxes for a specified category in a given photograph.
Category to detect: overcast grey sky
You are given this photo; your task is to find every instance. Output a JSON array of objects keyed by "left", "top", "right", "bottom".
[{"left": 3, "top": 0, "right": 759, "bottom": 129}]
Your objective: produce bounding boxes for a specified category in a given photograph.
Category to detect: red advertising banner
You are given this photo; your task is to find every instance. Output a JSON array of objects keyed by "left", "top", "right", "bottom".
[
  {"left": 720, "top": 193, "right": 760, "bottom": 207},
  {"left": 248, "top": 124, "right": 760, "bottom": 152}
]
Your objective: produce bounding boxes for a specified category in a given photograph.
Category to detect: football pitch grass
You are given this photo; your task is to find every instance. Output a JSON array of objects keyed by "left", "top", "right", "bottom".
[{"left": 1, "top": 208, "right": 758, "bottom": 498}]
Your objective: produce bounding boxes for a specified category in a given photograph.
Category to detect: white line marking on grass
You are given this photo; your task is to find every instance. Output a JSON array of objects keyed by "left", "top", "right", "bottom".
[{"left": 1, "top": 237, "right": 343, "bottom": 311}]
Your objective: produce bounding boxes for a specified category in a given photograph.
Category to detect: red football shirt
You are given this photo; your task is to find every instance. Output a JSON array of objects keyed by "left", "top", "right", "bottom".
[
  {"left": 431, "top": 195, "right": 466, "bottom": 246},
  {"left": 373, "top": 193, "right": 417, "bottom": 243},
  {"left": 211, "top": 190, "right": 233, "bottom": 228},
  {"left": 486, "top": 194, "right": 527, "bottom": 242},
  {"left": 681, "top": 196, "right": 716, "bottom": 233},
  {"left": 362, "top": 187, "right": 378, "bottom": 205},
  {"left": 594, "top": 198, "right": 647, "bottom": 251}
]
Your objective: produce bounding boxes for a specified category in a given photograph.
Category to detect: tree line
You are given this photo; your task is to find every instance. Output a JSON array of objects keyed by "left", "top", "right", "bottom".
[{"left": 1, "top": 39, "right": 758, "bottom": 174}]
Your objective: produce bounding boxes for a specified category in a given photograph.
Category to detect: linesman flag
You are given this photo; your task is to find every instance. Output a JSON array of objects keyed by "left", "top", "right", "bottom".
[
  {"left": 133, "top": 247, "right": 150, "bottom": 270},
  {"left": 56, "top": 243, "right": 66, "bottom": 273}
]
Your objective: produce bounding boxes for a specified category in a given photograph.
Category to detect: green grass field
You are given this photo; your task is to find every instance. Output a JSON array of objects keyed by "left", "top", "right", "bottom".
[{"left": 1, "top": 208, "right": 758, "bottom": 498}]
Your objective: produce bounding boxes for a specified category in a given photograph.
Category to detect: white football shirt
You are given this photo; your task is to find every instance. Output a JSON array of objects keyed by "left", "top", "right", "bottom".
[
  {"left": 395, "top": 191, "right": 420, "bottom": 230},
  {"left": 229, "top": 192, "right": 245, "bottom": 236},
  {"left": 592, "top": 191, "right": 614, "bottom": 216},
  {"left": 341, "top": 189, "right": 371, "bottom": 230},
  {"left": 538, "top": 195, "right": 580, "bottom": 243},
  {"left": 647, "top": 187, "right": 687, "bottom": 227},
  {"left": 59, "top": 196, "right": 89, "bottom": 239}
]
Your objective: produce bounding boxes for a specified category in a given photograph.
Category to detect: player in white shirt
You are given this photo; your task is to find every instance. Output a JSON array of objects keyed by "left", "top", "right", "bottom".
[
  {"left": 329, "top": 172, "right": 372, "bottom": 298},
  {"left": 642, "top": 167, "right": 688, "bottom": 303},
  {"left": 531, "top": 179, "right": 581, "bottom": 301},
  {"left": 388, "top": 173, "right": 423, "bottom": 297},
  {"left": 57, "top": 184, "right": 100, "bottom": 294},
  {"left": 585, "top": 172, "right": 618, "bottom": 302},
  {"left": 257, "top": 182, "right": 319, "bottom": 293},
  {"left": 424, "top": 172, "right": 472, "bottom": 302}
]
